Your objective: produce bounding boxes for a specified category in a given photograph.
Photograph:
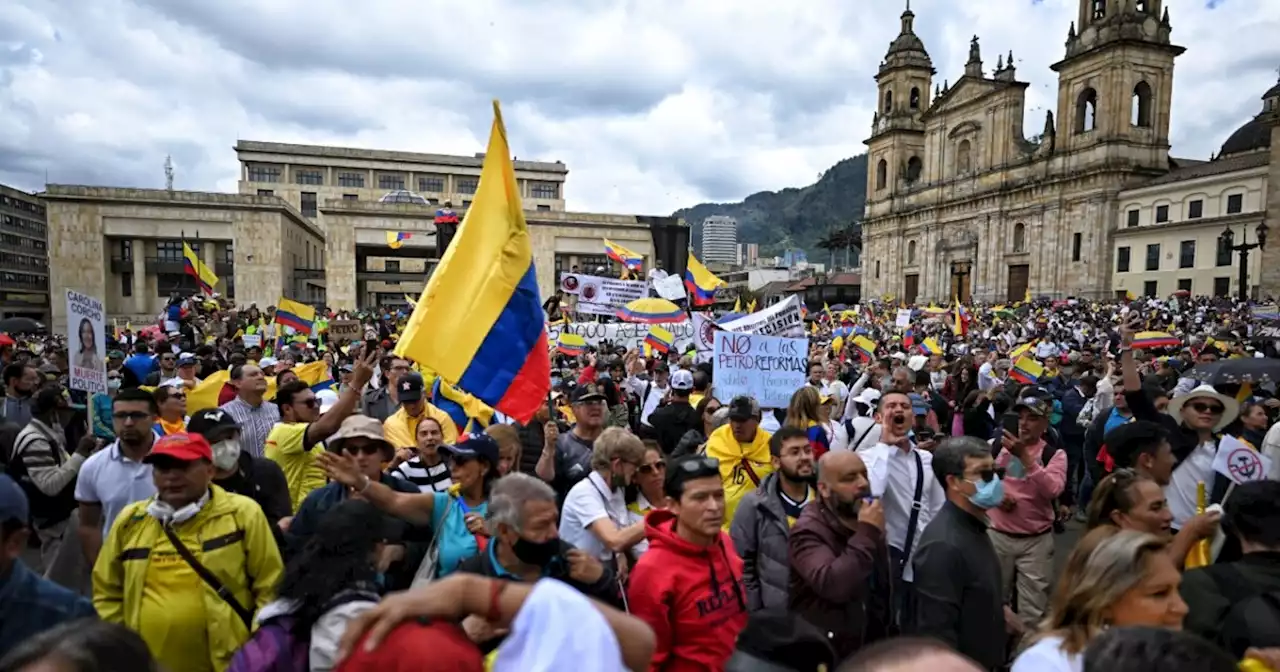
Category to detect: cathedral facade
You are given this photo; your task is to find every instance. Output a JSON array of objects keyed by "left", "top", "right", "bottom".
[{"left": 859, "top": 0, "right": 1187, "bottom": 303}]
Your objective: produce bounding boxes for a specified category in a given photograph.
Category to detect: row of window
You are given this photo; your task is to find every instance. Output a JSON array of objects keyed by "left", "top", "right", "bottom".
[
  {"left": 1116, "top": 239, "right": 1234, "bottom": 273},
  {"left": 1125, "top": 194, "right": 1245, "bottom": 227},
  {"left": 0, "top": 270, "right": 47, "bottom": 288},
  {"left": 245, "top": 165, "right": 560, "bottom": 199},
  {"left": 117, "top": 240, "right": 234, "bottom": 265},
  {"left": 1134, "top": 277, "right": 1233, "bottom": 299},
  {"left": 1, "top": 214, "right": 47, "bottom": 237},
  {"left": 257, "top": 190, "right": 558, "bottom": 215},
  {"left": 0, "top": 195, "right": 45, "bottom": 217},
  {"left": 0, "top": 252, "right": 47, "bottom": 272},
  {"left": 0, "top": 233, "right": 46, "bottom": 252}
]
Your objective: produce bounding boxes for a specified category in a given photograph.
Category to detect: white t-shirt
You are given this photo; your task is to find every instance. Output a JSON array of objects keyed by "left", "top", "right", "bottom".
[
  {"left": 495, "top": 579, "right": 626, "bottom": 672},
  {"left": 560, "top": 471, "right": 648, "bottom": 562},
  {"left": 1167, "top": 439, "right": 1217, "bottom": 528},
  {"left": 1011, "top": 635, "right": 1081, "bottom": 672}
]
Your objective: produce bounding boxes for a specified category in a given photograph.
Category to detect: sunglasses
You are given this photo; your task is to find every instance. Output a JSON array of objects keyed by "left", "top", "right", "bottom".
[
  {"left": 296, "top": 398, "right": 318, "bottom": 409},
  {"left": 1187, "top": 402, "right": 1224, "bottom": 415},
  {"left": 113, "top": 411, "right": 152, "bottom": 422},
  {"left": 676, "top": 456, "right": 720, "bottom": 473},
  {"left": 975, "top": 467, "right": 1007, "bottom": 483},
  {"left": 639, "top": 461, "right": 667, "bottom": 475},
  {"left": 342, "top": 443, "right": 384, "bottom": 456}
]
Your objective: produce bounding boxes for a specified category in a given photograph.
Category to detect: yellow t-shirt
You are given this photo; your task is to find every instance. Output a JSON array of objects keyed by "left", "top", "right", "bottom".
[
  {"left": 689, "top": 393, "right": 705, "bottom": 409},
  {"left": 139, "top": 531, "right": 215, "bottom": 672},
  {"left": 383, "top": 402, "right": 459, "bottom": 450},
  {"left": 704, "top": 424, "right": 774, "bottom": 531},
  {"left": 265, "top": 422, "right": 326, "bottom": 512}
]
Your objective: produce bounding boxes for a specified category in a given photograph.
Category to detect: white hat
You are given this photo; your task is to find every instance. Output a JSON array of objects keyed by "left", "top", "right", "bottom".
[
  {"left": 1166, "top": 384, "right": 1239, "bottom": 432},
  {"left": 907, "top": 354, "right": 928, "bottom": 372},
  {"left": 316, "top": 389, "right": 340, "bottom": 413},
  {"left": 669, "top": 369, "right": 694, "bottom": 391},
  {"left": 853, "top": 388, "right": 881, "bottom": 414},
  {"left": 258, "top": 356, "right": 279, "bottom": 368}
]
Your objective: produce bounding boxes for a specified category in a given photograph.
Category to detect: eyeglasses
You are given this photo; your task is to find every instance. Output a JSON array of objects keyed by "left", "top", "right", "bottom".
[
  {"left": 297, "top": 398, "right": 318, "bottom": 409},
  {"left": 704, "top": 407, "right": 721, "bottom": 416},
  {"left": 169, "top": 393, "right": 187, "bottom": 400},
  {"left": 638, "top": 461, "right": 667, "bottom": 475},
  {"left": 974, "top": 467, "right": 1007, "bottom": 483},
  {"left": 342, "top": 442, "right": 384, "bottom": 456},
  {"left": 1187, "top": 402, "right": 1224, "bottom": 415}
]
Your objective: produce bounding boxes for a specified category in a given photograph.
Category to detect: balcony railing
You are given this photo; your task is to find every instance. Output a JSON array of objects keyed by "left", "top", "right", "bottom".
[
  {"left": 143, "top": 257, "right": 187, "bottom": 275},
  {"left": 109, "top": 257, "right": 134, "bottom": 274},
  {"left": 293, "top": 267, "right": 325, "bottom": 280}
]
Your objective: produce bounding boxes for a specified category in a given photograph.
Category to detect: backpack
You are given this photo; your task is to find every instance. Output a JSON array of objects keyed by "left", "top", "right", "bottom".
[{"left": 227, "top": 591, "right": 379, "bottom": 672}]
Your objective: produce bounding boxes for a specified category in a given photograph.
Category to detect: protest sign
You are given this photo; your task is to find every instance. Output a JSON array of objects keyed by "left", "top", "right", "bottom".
[
  {"left": 242, "top": 334, "right": 262, "bottom": 348},
  {"left": 895, "top": 309, "right": 912, "bottom": 328},
  {"left": 713, "top": 331, "right": 808, "bottom": 409},
  {"left": 558, "top": 273, "right": 647, "bottom": 316},
  {"left": 1212, "top": 435, "right": 1273, "bottom": 485},
  {"left": 653, "top": 274, "right": 687, "bottom": 301},
  {"left": 547, "top": 320, "right": 695, "bottom": 352},
  {"left": 717, "top": 295, "right": 804, "bottom": 338},
  {"left": 328, "top": 319, "right": 362, "bottom": 342},
  {"left": 66, "top": 290, "right": 106, "bottom": 394}
]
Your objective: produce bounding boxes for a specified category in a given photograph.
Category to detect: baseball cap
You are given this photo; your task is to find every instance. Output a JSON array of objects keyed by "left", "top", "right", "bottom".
[
  {"left": 908, "top": 393, "right": 930, "bottom": 416},
  {"left": 186, "top": 408, "right": 240, "bottom": 441},
  {"left": 339, "top": 363, "right": 354, "bottom": 373},
  {"left": 1013, "top": 396, "right": 1052, "bottom": 418},
  {"left": 669, "top": 369, "right": 694, "bottom": 391},
  {"left": 441, "top": 433, "right": 501, "bottom": 466},
  {"left": 316, "top": 389, "right": 340, "bottom": 413},
  {"left": 143, "top": 433, "right": 214, "bottom": 464},
  {"left": 0, "top": 474, "right": 28, "bottom": 524},
  {"left": 177, "top": 354, "right": 198, "bottom": 367},
  {"left": 728, "top": 395, "right": 761, "bottom": 421},
  {"left": 397, "top": 372, "right": 425, "bottom": 403},
  {"left": 570, "top": 382, "right": 607, "bottom": 404},
  {"left": 258, "top": 356, "right": 279, "bottom": 369}
]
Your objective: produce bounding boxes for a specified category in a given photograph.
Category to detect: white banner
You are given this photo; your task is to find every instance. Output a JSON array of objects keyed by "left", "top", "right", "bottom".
[
  {"left": 559, "top": 272, "right": 648, "bottom": 316},
  {"left": 653, "top": 274, "right": 687, "bottom": 301},
  {"left": 66, "top": 290, "right": 107, "bottom": 394},
  {"left": 717, "top": 295, "right": 805, "bottom": 338},
  {"left": 548, "top": 320, "right": 696, "bottom": 352},
  {"left": 713, "top": 331, "right": 808, "bottom": 409}
]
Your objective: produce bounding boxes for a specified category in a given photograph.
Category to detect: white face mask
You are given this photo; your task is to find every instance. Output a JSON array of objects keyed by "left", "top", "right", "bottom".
[
  {"left": 211, "top": 438, "right": 242, "bottom": 471},
  {"left": 146, "top": 490, "right": 209, "bottom": 526}
]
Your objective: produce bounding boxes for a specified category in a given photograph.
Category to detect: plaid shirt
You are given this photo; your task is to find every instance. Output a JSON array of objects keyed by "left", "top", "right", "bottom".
[
  {"left": 219, "top": 397, "right": 281, "bottom": 459},
  {"left": 0, "top": 560, "right": 97, "bottom": 656}
]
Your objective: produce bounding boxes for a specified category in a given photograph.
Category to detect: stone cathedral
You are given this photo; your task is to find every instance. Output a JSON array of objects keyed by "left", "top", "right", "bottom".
[{"left": 859, "top": 0, "right": 1187, "bottom": 304}]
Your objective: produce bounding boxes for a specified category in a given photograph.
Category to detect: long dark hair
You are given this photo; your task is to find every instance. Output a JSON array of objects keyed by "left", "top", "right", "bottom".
[{"left": 277, "top": 500, "right": 385, "bottom": 631}]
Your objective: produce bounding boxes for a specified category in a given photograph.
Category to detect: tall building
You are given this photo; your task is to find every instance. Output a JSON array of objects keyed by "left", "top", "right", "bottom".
[
  {"left": 736, "top": 242, "right": 760, "bottom": 266},
  {"left": 861, "top": 0, "right": 1186, "bottom": 303},
  {"left": 0, "top": 184, "right": 51, "bottom": 322},
  {"left": 701, "top": 215, "right": 738, "bottom": 264}
]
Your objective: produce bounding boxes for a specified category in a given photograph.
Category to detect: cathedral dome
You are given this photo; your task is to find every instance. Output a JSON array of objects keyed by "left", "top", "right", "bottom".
[
  {"left": 879, "top": 8, "right": 933, "bottom": 74},
  {"left": 1218, "top": 79, "right": 1279, "bottom": 158},
  {"left": 378, "top": 190, "right": 430, "bottom": 205}
]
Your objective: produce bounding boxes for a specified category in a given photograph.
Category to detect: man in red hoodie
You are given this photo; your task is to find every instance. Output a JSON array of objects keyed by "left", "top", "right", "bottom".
[{"left": 628, "top": 454, "right": 749, "bottom": 671}]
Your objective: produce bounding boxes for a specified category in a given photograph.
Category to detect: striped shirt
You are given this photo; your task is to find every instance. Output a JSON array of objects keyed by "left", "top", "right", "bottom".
[
  {"left": 219, "top": 397, "right": 281, "bottom": 459},
  {"left": 393, "top": 457, "right": 453, "bottom": 493}
]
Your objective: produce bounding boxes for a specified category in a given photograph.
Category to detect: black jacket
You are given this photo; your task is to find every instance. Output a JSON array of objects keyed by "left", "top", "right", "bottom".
[
  {"left": 1126, "top": 388, "right": 1231, "bottom": 505},
  {"left": 1181, "top": 551, "right": 1280, "bottom": 656},
  {"left": 649, "top": 400, "right": 700, "bottom": 455}
]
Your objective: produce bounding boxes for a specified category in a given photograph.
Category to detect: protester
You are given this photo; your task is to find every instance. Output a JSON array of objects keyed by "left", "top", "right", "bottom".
[
  {"left": 381, "top": 372, "right": 458, "bottom": 452},
  {"left": 648, "top": 369, "right": 699, "bottom": 455},
  {"left": 706, "top": 396, "right": 774, "bottom": 531},
  {"left": 185, "top": 407, "right": 291, "bottom": 533},
  {"left": 559, "top": 427, "right": 648, "bottom": 574},
  {"left": 219, "top": 364, "right": 280, "bottom": 458},
  {"left": 391, "top": 415, "right": 453, "bottom": 493},
  {"left": 1081, "top": 627, "right": 1238, "bottom": 672},
  {"left": 74, "top": 388, "right": 158, "bottom": 567},
  {"left": 538, "top": 383, "right": 609, "bottom": 497},
  {"left": 840, "top": 637, "right": 984, "bottom": 672},
  {"left": 150, "top": 384, "right": 187, "bottom": 438},
  {"left": 0, "top": 620, "right": 160, "bottom": 672}
]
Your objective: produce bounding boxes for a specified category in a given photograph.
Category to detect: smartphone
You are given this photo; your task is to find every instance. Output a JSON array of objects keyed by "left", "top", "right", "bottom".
[
  {"left": 1002, "top": 412, "right": 1020, "bottom": 437},
  {"left": 914, "top": 428, "right": 935, "bottom": 442}
]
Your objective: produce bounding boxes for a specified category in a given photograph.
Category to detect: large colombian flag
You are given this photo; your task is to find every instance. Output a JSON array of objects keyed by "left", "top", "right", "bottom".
[
  {"left": 396, "top": 101, "right": 551, "bottom": 424},
  {"left": 182, "top": 242, "right": 219, "bottom": 296},
  {"left": 274, "top": 298, "right": 316, "bottom": 334},
  {"left": 684, "top": 251, "right": 724, "bottom": 306}
]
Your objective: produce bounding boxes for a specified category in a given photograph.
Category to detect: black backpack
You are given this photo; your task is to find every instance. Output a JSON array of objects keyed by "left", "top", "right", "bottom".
[
  {"left": 7, "top": 427, "right": 78, "bottom": 526},
  {"left": 1212, "top": 567, "right": 1280, "bottom": 657}
]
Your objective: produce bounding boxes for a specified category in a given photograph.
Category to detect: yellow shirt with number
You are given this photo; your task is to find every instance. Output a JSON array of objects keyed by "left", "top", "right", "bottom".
[
  {"left": 139, "top": 530, "right": 215, "bottom": 672},
  {"left": 265, "top": 422, "right": 326, "bottom": 512},
  {"left": 705, "top": 424, "right": 774, "bottom": 531}
]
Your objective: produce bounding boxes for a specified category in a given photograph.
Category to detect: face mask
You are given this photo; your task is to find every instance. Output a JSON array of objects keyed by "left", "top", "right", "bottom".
[
  {"left": 146, "top": 490, "right": 210, "bottom": 526},
  {"left": 107, "top": 378, "right": 121, "bottom": 392},
  {"left": 211, "top": 439, "right": 242, "bottom": 471},
  {"left": 512, "top": 536, "right": 561, "bottom": 567},
  {"left": 968, "top": 475, "right": 1005, "bottom": 510}
]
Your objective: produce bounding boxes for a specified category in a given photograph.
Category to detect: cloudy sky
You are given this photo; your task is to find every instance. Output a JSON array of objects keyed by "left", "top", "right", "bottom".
[{"left": 2, "top": 0, "right": 1278, "bottom": 215}]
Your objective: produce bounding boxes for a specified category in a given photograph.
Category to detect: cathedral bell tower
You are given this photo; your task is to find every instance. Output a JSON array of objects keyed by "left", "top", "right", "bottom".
[
  {"left": 1050, "top": 0, "right": 1184, "bottom": 172},
  {"left": 865, "top": 3, "right": 934, "bottom": 209}
]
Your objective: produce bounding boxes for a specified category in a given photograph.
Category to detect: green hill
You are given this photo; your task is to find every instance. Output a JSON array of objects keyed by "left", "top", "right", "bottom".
[{"left": 674, "top": 153, "right": 867, "bottom": 258}]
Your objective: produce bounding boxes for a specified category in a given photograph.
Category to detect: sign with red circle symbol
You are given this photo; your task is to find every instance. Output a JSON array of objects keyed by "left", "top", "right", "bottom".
[
  {"left": 700, "top": 319, "right": 718, "bottom": 347},
  {"left": 1226, "top": 446, "right": 1265, "bottom": 483}
]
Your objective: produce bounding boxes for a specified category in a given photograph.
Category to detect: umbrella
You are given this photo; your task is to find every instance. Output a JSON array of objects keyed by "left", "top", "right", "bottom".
[
  {"left": 616, "top": 298, "right": 686, "bottom": 324},
  {"left": 716, "top": 312, "right": 745, "bottom": 325},
  {"left": 1171, "top": 289, "right": 1191, "bottom": 298},
  {"left": 0, "top": 317, "right": 43, "bottom": 333},
  {"left": 829, "top": 303, "right": 848, "bottom": 312},
  {"left": 0, "top": 334, "right": 13, "bottom": 347},
  {"left": 1184, "top": 359, "right": 1280, "bottom": 386}
]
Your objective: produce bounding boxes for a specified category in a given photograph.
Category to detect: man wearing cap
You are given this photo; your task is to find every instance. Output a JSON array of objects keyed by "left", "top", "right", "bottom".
[
  {"left": 987, "top": 394, "right": 1067, "bottom": 631},
  {"left": 648, "top": 369, "right": 700, "bottom": 455},
  {"left": 622, "top": 351, "right": 669, "bottom": 433},
  {"left": 187, "top": 408, "right": 291, "bottom": 537},
  {"left": 173, "top": 354, "right": 201, "bottom": 389},
  {"left": 704, "top": 396, "right": 774, "bottom": 532},
  {"left": 536, "top": 383, "right": 609, "bottom": 498},
  {"left": 93, "top": 432, "right": 283, "bottom": 672},
  {"left": 383, "top": 372, "right": 458, "bottom": 455},
  {"left": 0, "top": 474, "right": 96, "bottom": 657}
]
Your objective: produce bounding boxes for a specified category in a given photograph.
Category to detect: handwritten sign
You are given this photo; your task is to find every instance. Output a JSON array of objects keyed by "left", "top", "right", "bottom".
[
  {"left": 328, "top": 319, "right": 362, "bottom": 342},
  {"left": 895, "top": 309, "right": 912, "bottom": 328},
  {"left": 241, "top": 334, "right": 262, "bottom": 348},
  {"left": 713, "top": 331, "right": 808, "bottom": 409}
]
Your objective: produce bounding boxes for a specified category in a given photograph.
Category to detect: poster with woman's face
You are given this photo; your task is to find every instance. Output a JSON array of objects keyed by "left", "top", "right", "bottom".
[{"left": 65, "top": 290, "right": 106, "bottom": 394}]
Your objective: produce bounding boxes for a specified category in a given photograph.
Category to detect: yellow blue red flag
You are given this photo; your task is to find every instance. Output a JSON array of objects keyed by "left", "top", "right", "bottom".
[
  {"left": 386, "top": 231, "right": 412, "bottom": 249},
  {"left": 684, "top": 251, "right": 724, "bottom": 306},
  {"left": 604, "top": 239, "right": 644, "bottom": 271},
  {"left": 274, "top": 298, "right": 316, "bottom": 334},
  {"left": 182, "top": 242, "right": 218, "bottom": 295}
]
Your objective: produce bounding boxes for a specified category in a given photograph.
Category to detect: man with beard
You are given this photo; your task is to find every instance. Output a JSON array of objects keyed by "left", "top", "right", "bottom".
[
  {"left": 0, "top": 362, "right": 38, "bottom": 431},
  {"left": 731, "top": 426, "right": 815, "bottom": 612},
  {"left": 789, "top": 451, "right": 891, "bottom": 662}
]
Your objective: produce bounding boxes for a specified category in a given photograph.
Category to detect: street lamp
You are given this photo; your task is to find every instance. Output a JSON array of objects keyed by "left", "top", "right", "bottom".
[
  {"left": 950, "top": 260, "right": 972, "bottom": 303},
  {"left": 1219, "top": 222, "right": 1269, "bottom": 301}
]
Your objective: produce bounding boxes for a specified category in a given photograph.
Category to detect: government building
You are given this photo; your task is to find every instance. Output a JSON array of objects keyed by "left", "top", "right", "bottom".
[
  {"left": 45, "top": 142, "right": 688, "bottom": 330},
  {"left": 860, "top": 0, "right": 1280, "bottom": 303}
]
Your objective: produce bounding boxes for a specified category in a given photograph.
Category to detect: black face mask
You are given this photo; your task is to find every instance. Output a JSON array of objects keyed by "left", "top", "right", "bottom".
[{"left": 512, "top": 536, "right": 561, "bottom": 567}]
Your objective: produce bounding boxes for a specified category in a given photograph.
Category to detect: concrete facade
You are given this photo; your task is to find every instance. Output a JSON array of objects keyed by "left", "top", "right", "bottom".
[
  {"left": 0, "top": 184, "right": 52, "bottom": 323},
  {"left": 861, "top": 0, "right": 1185, "bottom": 303},
  {"left": 42, "top": 186, "right": 324, "bottom": 329}
]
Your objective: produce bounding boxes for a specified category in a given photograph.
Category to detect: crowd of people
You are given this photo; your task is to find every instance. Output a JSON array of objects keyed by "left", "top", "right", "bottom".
[{"left": 1, "top": 289, "right": 1280, "bottom": 671}]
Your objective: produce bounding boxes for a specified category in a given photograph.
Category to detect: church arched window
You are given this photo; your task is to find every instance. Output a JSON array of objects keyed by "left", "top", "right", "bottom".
[{"left": 1013, "top": 222, "right": 1027, "bottom": 253}]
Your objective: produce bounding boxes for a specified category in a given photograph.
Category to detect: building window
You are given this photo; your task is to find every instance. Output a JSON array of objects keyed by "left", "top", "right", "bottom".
[
  {"left": 457, "top": 178, "right": 479, "bottom": 195},
  {"left": 120, "top": 239, "right": 133, "bottom": 261},
  {"left": 875, "top": 260, "right": 881, "bottom": 279},
  {"left": 257, "top": 189, "right": 274, "bottom": 197},
  {"left": 875, "top": 159, "right": 887, "bottom": 190},
  {"left": 223, "top": 243, "right": 234, "bottom": 264},
  {"left": 906, "top": 156, "right": 922, "bottom": 183},
  {"left": 1131, "top": 81, "right": 1153, "bottom": 127},
  {"left": 882, "top": 89, "right": 893, "bottom": 114},
  {"left": 1226, "top": 193, "right": 1243, "bottom": 214},
  {"left": 419, "top": 175, "right": 445, "bottom": 193},
  {"left": 342, "top": 194, "right": 358, "bottom": 201},
  {"left": 1072, "top": 232, "right": 1083, "bottom": 261},
  {"left": 338, "top": 172, "right": 365, "bottom": 188},
  {"left": 536, "top": 204, "right": 551, "bottom": 211},
  {"left": 1075, "top": 88, "right": 1098, "bottom": 133},
  {"left": 386, "top": 260, "right": 400, "bottom": 273},
  {"left": 1177, "top": 278, "right": 1192, "bottom": 293},
  {"left": 530, "top": 182, "right": 559, "bottom": 200},
  {"left": 1136, "top": 0, "right": 1149, "bottom": 12},
  {"left": 1116, "top": 246, "right": 1131, "bottom": 273},
  {"left": 1126, "top": 209, "right": 1139, "bottom": 228},
  {"left": 156, "top": 274, "right": 186, "bottom": 297},
  {"left": 1145, "top": 243, "right": 1160, "bottom": 271},
  {"left": 121, "top": 272, "right": 132, "bottom": 297},
  {"left": 1093, "top": 0, "right": 1107, "bottom": 20},
  {"left": 1179, "top": 240, "right": 1195, "bottom": 268},
  {"left": 1217, "top": 235, "right": 1233, "bottom": 266},
  {"left": 1155, "top": 205, "right": 1169, "bottom": 223},
  {"left": 247, "top": 165, "right": 281, "bottom": 182},
  {"left": 1214, "top": 277, "right": 1230, "bottom": 297},
  {"left": 294, "top": 169, "right": 323, "bottom": 185},
  {"left": 461, "top": 200, "right": 471, "bottom": 209},
  {"left": 907, "top": 240, "right": 917, "bottom": 265},
  {"left": 156, "top": 241, "right": 184, "bottom": 261},
  {"left": 956, "top": 139, "right": 972, "bottom": 174},
  {"left": 1012, "top": 222, "right": 1026, "bottom": 253},
  {"left": 378, "top": 174, "right": 406, "bottom": 190},
  {"left": 1142, "top": 280, "right": 1157, "bottom": 296},
  {"left": 909, "top": 87, "right": 921, "bottom": 110},
  {"left": 1188, "top": 199, "right": 1203, "bottom": 219},
  {"left": 301, "top": 192, "right": 317, "bottom": 217}
]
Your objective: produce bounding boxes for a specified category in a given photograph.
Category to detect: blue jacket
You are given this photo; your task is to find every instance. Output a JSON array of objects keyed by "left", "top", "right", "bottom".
[{"left": 0, "top": 559, "right": 97, "bottom": 657}]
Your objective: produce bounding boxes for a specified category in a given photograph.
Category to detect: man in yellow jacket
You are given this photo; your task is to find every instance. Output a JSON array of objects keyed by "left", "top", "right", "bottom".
[
  {"left": 705, "top": 395, "right": 774, "bottom": 530},
  {"left": 383, "top": 372, "right": 458, "bottom": 450},
  {"left": 92, "top": 433, "right": 283, "bottom": 672}
]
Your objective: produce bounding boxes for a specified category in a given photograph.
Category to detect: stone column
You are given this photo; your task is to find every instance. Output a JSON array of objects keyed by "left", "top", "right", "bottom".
[
  {"left": 232, "top": 213, "right": 286, "bottom": 309},
  {"left": 131, "top": 239, "right": 146, "bottom": 315},
  {"left": 48, "top": 202, "right": 107, "bottom": 334},
  {"left": 324, "top": 215, "right": 357, "bottom": 310},
  {"left": 1259, "top": 123, "right": 1280, "bottom": 298}
]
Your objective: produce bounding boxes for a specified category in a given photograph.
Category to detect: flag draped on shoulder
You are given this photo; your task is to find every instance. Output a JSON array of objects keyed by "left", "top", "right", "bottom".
[
  {"left": 182, "top": 242, "right": 218, "bottom": 295},
  {"left": 395, "top": 101, "right": 551, "bottom": 424}
]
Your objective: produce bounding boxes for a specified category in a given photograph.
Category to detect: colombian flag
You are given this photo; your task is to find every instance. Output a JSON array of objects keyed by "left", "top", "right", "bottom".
[
  {"left": 556, "top": 332, "right": 586, "bottom": 357},
  {"left": 952, "top": 299, "right": 971, "bottom": 337},
  {"left": 1010, "top": 357, "right": 1044, "bottom": 385},
  {"left": 182, "top": 242, "right": 218, "bottom": 295},
  {"left": 684, "top": 251, "right": 725, "bottom": 306},
  {"left": 852, "top": 335, "right": 877, "bottom": 362},
  {"left": 396, "top": 101, "right": 551, "bottom": 424},
  {"left": 604, "top": 239, "right": 644, "bottom": 271},
  {"left": 1132, "top": 331, "right": 1180, "bottom": 349},
  {"left": 921, "top": 338, "right": 943, "bottom": 356},
  {"left": 386, "top": 231, "right": 413, "bottom": 249},
  {"left": 1009, "top": 340, "right": 1036, "bottom": 361},
  {"left": 430, "top": 378, "right": 495, "bottom": 435},
  {"left": 274, "top": 298, "right": 316, "bottom": 334},
  {"left": 644, "top": 326, "right": 674, "bottom": 354},
  {"left": 903, "top": 328, "right": 916, "bottom": 349}
]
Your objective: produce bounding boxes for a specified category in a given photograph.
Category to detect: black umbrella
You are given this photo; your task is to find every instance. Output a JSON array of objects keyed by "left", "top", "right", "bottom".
[
  {"left": 0, "top": 317, "right": 44, "bottom": 334},
  {"left": 1185, "top": 359, "right": 1280, "bottom": 386}
]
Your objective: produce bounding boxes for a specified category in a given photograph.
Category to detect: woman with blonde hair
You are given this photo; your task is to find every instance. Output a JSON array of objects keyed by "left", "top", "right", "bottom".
[
  {"left": 484, "top": 423, "right": 521, "bottom": 477},
  {"left": 1084, "top": 468, "right": 1216, "bottom": 568},
  {"left": 785, "top": 386, "right": 829, "bottom": 459},
  {"left": 1011, "top": 527, "right": 1188, "bottom": 671}
]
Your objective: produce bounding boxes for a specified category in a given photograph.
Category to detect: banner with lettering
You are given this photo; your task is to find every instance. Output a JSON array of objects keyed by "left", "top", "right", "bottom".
[
  {"left": 558, "top": 272, "right": 648, "bottom": 316},
  {"left": 547, "top": 320, "right": 695, "bottom": 352},
  {"left": 713, "top": 331, "right": 808, "bottom": 409},
  {"left": 717, "top": 295, "right": 805, "bottom": 338},
  {"left": 66, "top": 290, "right": 107, "bottom": 394}
]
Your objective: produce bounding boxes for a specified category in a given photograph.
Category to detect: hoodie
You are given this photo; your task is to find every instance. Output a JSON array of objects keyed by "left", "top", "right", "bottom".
[{"left": 628, "top": 509, "right": 748, "bottom": 672}]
